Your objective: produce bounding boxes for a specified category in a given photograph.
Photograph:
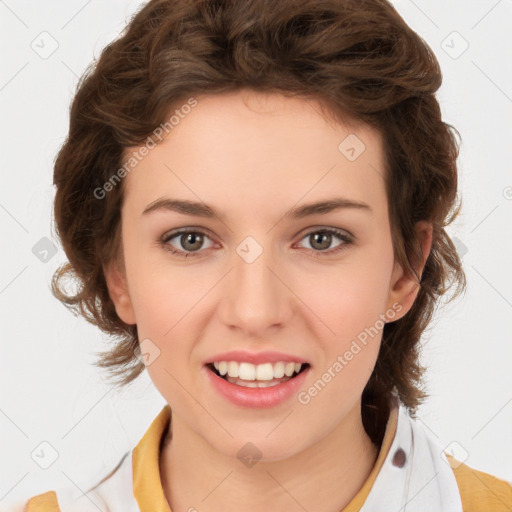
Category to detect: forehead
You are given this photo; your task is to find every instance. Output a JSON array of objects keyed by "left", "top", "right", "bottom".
[{"left": 121, "top": 90, "right": 387, "bottom": 220}]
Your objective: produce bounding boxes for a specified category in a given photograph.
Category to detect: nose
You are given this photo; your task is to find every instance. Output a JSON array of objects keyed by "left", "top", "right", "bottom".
[{"left": 217, "top": 240, "right": 293, "bottom": 337}]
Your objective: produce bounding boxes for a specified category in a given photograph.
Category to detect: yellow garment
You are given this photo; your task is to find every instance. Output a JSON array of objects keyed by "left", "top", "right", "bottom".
[
  {"left": 132, "top": 405, "right": 172, "bottom": 511},
  {"left": 24, "top": 491, "right": 59, "bottom": 512},
  {"left": 446, "top": 454, "right": 512, "bottom": 512},
  {"left": 24, "top": 404, "right": 512, "bottom": 512}
]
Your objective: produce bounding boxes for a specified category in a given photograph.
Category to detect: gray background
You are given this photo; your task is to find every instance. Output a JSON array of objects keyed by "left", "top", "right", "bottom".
[{"left": 1, "top": 0, "right": 511, "bottom": 509}]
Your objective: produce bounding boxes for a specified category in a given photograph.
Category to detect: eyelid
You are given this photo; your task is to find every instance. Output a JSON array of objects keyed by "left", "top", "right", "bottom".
[
  {"left": 293, "top": 225, "right": 354, "bottom": 241},
  {"left": 161, "top": 226, "right": 217, "bottom": 241}
]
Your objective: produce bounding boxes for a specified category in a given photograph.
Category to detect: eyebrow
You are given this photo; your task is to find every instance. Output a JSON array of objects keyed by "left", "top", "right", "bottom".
[{"left": 141, "top": 196, "right": 372, "bottom": 220}]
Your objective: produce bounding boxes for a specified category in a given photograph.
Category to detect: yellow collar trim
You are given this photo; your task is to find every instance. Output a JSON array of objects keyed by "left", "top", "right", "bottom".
[{"left": 133, "top": 404, "right": 172, "bottom": 512}]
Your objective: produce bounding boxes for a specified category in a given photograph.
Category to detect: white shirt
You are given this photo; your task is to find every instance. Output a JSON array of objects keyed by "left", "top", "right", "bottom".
[{"left": 24, "top": 397, "right": 465, "bottom": 512}]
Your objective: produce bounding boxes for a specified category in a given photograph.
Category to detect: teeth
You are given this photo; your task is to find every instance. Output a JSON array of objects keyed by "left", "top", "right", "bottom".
[
  {"left": 255, "top": 363, "right": 273, "bottom": 380},
  {"left": 211, "top": 361, "right": 305, "bottom": 381},
  {"left": 227, "top": 361, "right": 239, "bottom": 378},
  {"left": 273, "top": 362, "right": 285, "bottom": 378},
  {"left": 227, "top": 378, "right": 283, "bottom": 388},
  {"left": 218, "top": 361, "right": 228, "bottom": 376},
  {"left": 284, "top": 362, "right": 295, "bottom": 377}
]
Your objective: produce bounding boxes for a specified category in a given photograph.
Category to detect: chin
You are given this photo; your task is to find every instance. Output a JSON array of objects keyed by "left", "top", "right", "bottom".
[{"left": 207, "top": 430, "right": 310, "bottom": 465}]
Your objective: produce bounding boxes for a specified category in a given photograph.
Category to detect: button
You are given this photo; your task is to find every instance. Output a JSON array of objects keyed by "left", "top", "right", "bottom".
[{"left": 392, "top": 448, "right": 406, "bottom": 468}]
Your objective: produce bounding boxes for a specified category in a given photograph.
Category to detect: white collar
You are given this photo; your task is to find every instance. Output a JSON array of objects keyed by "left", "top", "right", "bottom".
[
  {"left": 61, "top": 398, "right": 463, "bottom": 511},
  {"left": 361, "top": 397, "right": 463, "bottom": 512}
]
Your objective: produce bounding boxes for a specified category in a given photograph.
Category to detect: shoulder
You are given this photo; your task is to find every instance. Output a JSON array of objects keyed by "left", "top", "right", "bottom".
[
  {"left": 23, "top": 491, "right": 60, "bottom": 512},
  {"left": 22, "top": 488, "right": 110, "bottom": 512},
  {"left": 22, "top": 488, "right": 104, "bottom": 512},
  {"left": 21, "top": 450, "right": 136, "bottom": 512},
  {"left": 447, "top": 454, "right": 512, "bottom": 512}
]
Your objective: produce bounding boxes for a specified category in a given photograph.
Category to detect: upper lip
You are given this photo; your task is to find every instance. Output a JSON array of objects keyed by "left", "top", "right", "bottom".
[{"left": 204, "top": 350, "right": 310, "bottom": 365}]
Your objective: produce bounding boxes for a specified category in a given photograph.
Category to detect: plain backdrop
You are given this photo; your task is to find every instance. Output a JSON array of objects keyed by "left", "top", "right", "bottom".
[{"left": 1, "top": 0, "right": 511, "bottom": 509}]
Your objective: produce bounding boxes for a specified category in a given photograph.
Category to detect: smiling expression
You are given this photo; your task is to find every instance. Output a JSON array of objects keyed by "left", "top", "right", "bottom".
[{"left": 104, "top": 89, "right": 427, "bottom": 459}]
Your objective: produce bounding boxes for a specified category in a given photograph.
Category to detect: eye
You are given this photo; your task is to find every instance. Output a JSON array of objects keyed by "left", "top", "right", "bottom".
[
  {"left": 160, "top": 227, "right": 354, "bottom": 259},
  {"left": 161, "top": 229, "right": 216, "bottom": 258},
  {"left": 296, "top": 228, "right": 353, "bottom": 256}
]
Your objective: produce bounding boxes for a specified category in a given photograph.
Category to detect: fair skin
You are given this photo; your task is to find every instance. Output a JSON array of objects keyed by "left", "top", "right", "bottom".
[{"left": 104, "top": 89, "right": 432, "bottom": 512}]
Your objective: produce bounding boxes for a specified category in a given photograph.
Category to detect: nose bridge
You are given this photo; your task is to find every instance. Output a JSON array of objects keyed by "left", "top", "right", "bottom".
[{"left": 220, "top": 235, "right": 290, "bottom": 334}]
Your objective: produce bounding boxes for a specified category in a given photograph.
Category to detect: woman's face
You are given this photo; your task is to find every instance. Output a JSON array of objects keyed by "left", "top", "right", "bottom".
[{"left": 105, "top": 90, "right": 428, "bottom": 460}]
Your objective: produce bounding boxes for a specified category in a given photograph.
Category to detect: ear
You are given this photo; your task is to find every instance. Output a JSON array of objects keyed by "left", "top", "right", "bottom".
[
  {"left": 385, "top": 220, "right": 433, "bottom": 322},
  {"left": 103, "top": 259, "right": 137, "bottom": 325}
]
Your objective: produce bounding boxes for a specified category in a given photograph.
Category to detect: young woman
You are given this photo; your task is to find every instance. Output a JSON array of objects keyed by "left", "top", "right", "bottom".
[{"left": 24, "top": 0, "right": 512, "bottom": 511}]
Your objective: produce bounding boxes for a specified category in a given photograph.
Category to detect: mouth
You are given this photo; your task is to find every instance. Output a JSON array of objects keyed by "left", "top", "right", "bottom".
[{"left": 205, "top": 361, "right": 310, "bottom": 388}]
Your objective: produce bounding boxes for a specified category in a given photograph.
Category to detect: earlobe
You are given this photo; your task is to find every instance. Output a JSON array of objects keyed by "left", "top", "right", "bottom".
[
  {"left": 103, "top": 260, "right": 137, "bottom": 325},
  {"left": 385, "top": 221, "right": 433, "bottom": 321}
]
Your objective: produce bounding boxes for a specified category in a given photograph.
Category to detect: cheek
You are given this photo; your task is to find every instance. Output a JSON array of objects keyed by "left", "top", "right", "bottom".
[
  {"left": 126, "top": 249, "right": 211, "bottom": 336},
  {"left": 131, "top": 269, "right": 204, "bottom": 399},
  {"left": 125, "top": 262, "right": 219, "bottom": 393},
  {"left": 294, "top": 254, "right": 393, "bottom": 339}
]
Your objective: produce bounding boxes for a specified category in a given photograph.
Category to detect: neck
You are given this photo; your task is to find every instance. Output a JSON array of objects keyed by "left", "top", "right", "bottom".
[{"left": 159, "top": 400, "right": 382, "bottom": 512}]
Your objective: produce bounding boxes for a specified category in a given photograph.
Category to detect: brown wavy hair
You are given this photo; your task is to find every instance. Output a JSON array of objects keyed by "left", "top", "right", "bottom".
[{"left": 51, "top": 0, "right": 466, "bottom": 446}]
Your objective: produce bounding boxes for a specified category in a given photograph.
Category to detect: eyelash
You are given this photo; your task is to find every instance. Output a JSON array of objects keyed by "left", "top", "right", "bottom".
[{"left": 160, "top": 228, "right": 353, "bottom": 259}]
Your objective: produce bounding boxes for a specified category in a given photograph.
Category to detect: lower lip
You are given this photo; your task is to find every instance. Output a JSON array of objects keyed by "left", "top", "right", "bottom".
[{"left": 203, "top": 365, "right": 310, "bottom": 409}]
